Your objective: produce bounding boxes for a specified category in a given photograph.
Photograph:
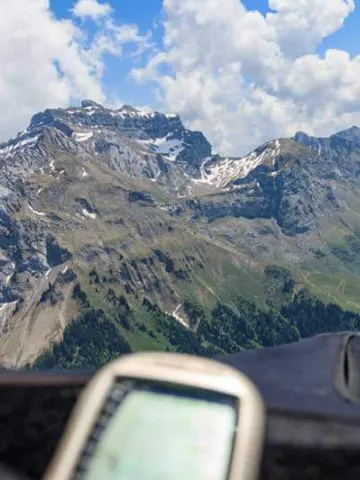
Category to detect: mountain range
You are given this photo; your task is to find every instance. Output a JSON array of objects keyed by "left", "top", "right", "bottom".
[{"left": 2, "top": 100, "right": 360, "bottom": 368}]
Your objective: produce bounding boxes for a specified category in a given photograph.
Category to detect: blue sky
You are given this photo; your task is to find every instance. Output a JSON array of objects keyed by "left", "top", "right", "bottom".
[
  {"left": 51, "top": 0, "right": 165, "bottom": 107},
  {"left": 319, "top": 7, "right": 360, "bottom": 57}
]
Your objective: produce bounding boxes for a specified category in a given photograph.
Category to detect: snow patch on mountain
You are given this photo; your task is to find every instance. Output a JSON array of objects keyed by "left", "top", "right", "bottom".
[
  {"left": 136, "top": 135, "right": 186, "bottom": 161},
  {"left": 193, "top": 141, "right": 281, "bottom": 189},
  {"left": 74, "top": 131, "right": 93, "bottom": 142},
  {"left": 0, "top": 185, "right": 11, "bottom": 199},
  {"left": 273, "top": 140, "right": 281, "bottom": 165},
  {"left": 83, "top": 107, "right": 98, "bottom": 115},
  {"left": 109, "top": 105, "right": 156, "bottom": 119},
  {"left": 171, "top": 303, "right": 188, "bottom": 328},
  {"left": 82, "top": 209, "right": 96, "bottom": 219},
  {"left": 0, "top": 301, "right": 18, "bottom": 335},
  {"left": 5, "top": 271, "right": 14, "bottom": 287},
  {"left": 151, "top": 171, "right": 162, "bottom": 183},
  {"left": 28, "top": 201, "right": 46, "bottom": 217},
  {"left": 153, "top": 137, "right": 186, "bottom": 161},
  {"left": 0, "top": 133, "right": 40, "bottom": 159},
  {"left": 112, "top": 104, "right": 178, "bottom": 120}
]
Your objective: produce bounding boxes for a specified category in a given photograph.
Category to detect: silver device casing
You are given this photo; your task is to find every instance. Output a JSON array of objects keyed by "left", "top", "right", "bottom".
[{"left": 44, "top": 352, "right": 265, "bottom": 480}]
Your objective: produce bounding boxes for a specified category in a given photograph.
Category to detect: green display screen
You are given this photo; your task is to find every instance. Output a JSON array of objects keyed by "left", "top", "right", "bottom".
[{"left": 84, "top": 388, "right": 237, "bottom": 480}]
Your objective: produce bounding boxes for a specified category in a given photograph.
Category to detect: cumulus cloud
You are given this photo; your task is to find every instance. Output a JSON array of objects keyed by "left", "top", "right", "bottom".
[
  {"left": 0, "top": 0, "right": 149, "bottom": 143},
  {"left": 133, "top": 0, "right": 359, "bottom": 155},
  {"left": 72, "top": 0, "right": 113, "bottom": 20},
  {"left": 267, "top": 0, "right": 355, "bottom": 57}
]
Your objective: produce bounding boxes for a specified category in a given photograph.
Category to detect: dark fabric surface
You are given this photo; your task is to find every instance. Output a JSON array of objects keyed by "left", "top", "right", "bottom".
[
  {"left": 0, "top": 386, "right": 82, "bottom": 479},
  {"left": 219, "top": 332, "right": 360, "bottom": 417},
  {"left": 0, "top": 464, "right": 29, "bottom": 479}
]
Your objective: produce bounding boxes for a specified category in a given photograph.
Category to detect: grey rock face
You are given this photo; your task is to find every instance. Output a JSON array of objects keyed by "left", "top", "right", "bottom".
[
  {"left": 333, "top": 126, "right": 360, "bottom": 143},
  {"left": 22, "top": 102, "right": 212, "bottom": 186},
  {"left": 293, "top": 127, "right": 360, "bottom": 179},
  {"left": 1, "top": 101, "right": 359, "bottom": 244}
]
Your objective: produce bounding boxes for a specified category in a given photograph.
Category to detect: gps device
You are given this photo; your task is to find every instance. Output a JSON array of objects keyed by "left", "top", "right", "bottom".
[{"left": 44, "top": 353, "right": 265, "bottom": 480}]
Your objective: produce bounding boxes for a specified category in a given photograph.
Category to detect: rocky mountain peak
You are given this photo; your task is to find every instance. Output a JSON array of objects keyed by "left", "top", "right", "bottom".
[
  {"left": 81, "top": 100, "right": 104, "bottom": 109},
  {"left": 332, "top": 125, "right": 360, "bottom": 143},
  {"left": 26, "top": 101, "right": 187, "bottom": 141},
  {"left": 17, "top": 101, "right": 211, "bottom": 174},
  {"left": 117, "top": 104, "right": 142, "bottom": 115},
  {"left": 294, "top": 126, "right": 360, "bottom": 149},
  {"left": 0, "top": 102, "right": 215, "bottom": 201},
  {"left": 293, "top": 131, "right": 311, "bottom": 142}
]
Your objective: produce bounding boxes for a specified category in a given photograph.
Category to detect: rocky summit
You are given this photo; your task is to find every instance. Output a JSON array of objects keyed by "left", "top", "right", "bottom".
[{"left": 2, "top": 101, "right": 360, "bottom": 367}]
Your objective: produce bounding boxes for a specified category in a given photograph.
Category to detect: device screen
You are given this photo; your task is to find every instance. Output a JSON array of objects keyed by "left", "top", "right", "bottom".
[{"left": 79, "top": 384, "right": 237, "bottom": 480}]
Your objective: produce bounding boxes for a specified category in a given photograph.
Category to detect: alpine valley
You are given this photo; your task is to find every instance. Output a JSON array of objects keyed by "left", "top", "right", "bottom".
[{"left": 2, "top": 100, "right": 360, "bottom": 369}]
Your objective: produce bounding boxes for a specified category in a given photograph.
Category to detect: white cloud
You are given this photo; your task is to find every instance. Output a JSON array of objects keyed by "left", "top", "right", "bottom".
[
  {"left": 0, "top": 0, "right": 149, "bottom": 143},
  {"left": 72, "top": 0, "right": 112, "bottom": 20},
  {"left": 133, "top": 0, "right": 359, "bottom": 155},
  {"left": 84, "top": 21, "right": 152, "bottom": 78},
  {"left": 267, "top": 0, "right": 355, "bottom": 58}
]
